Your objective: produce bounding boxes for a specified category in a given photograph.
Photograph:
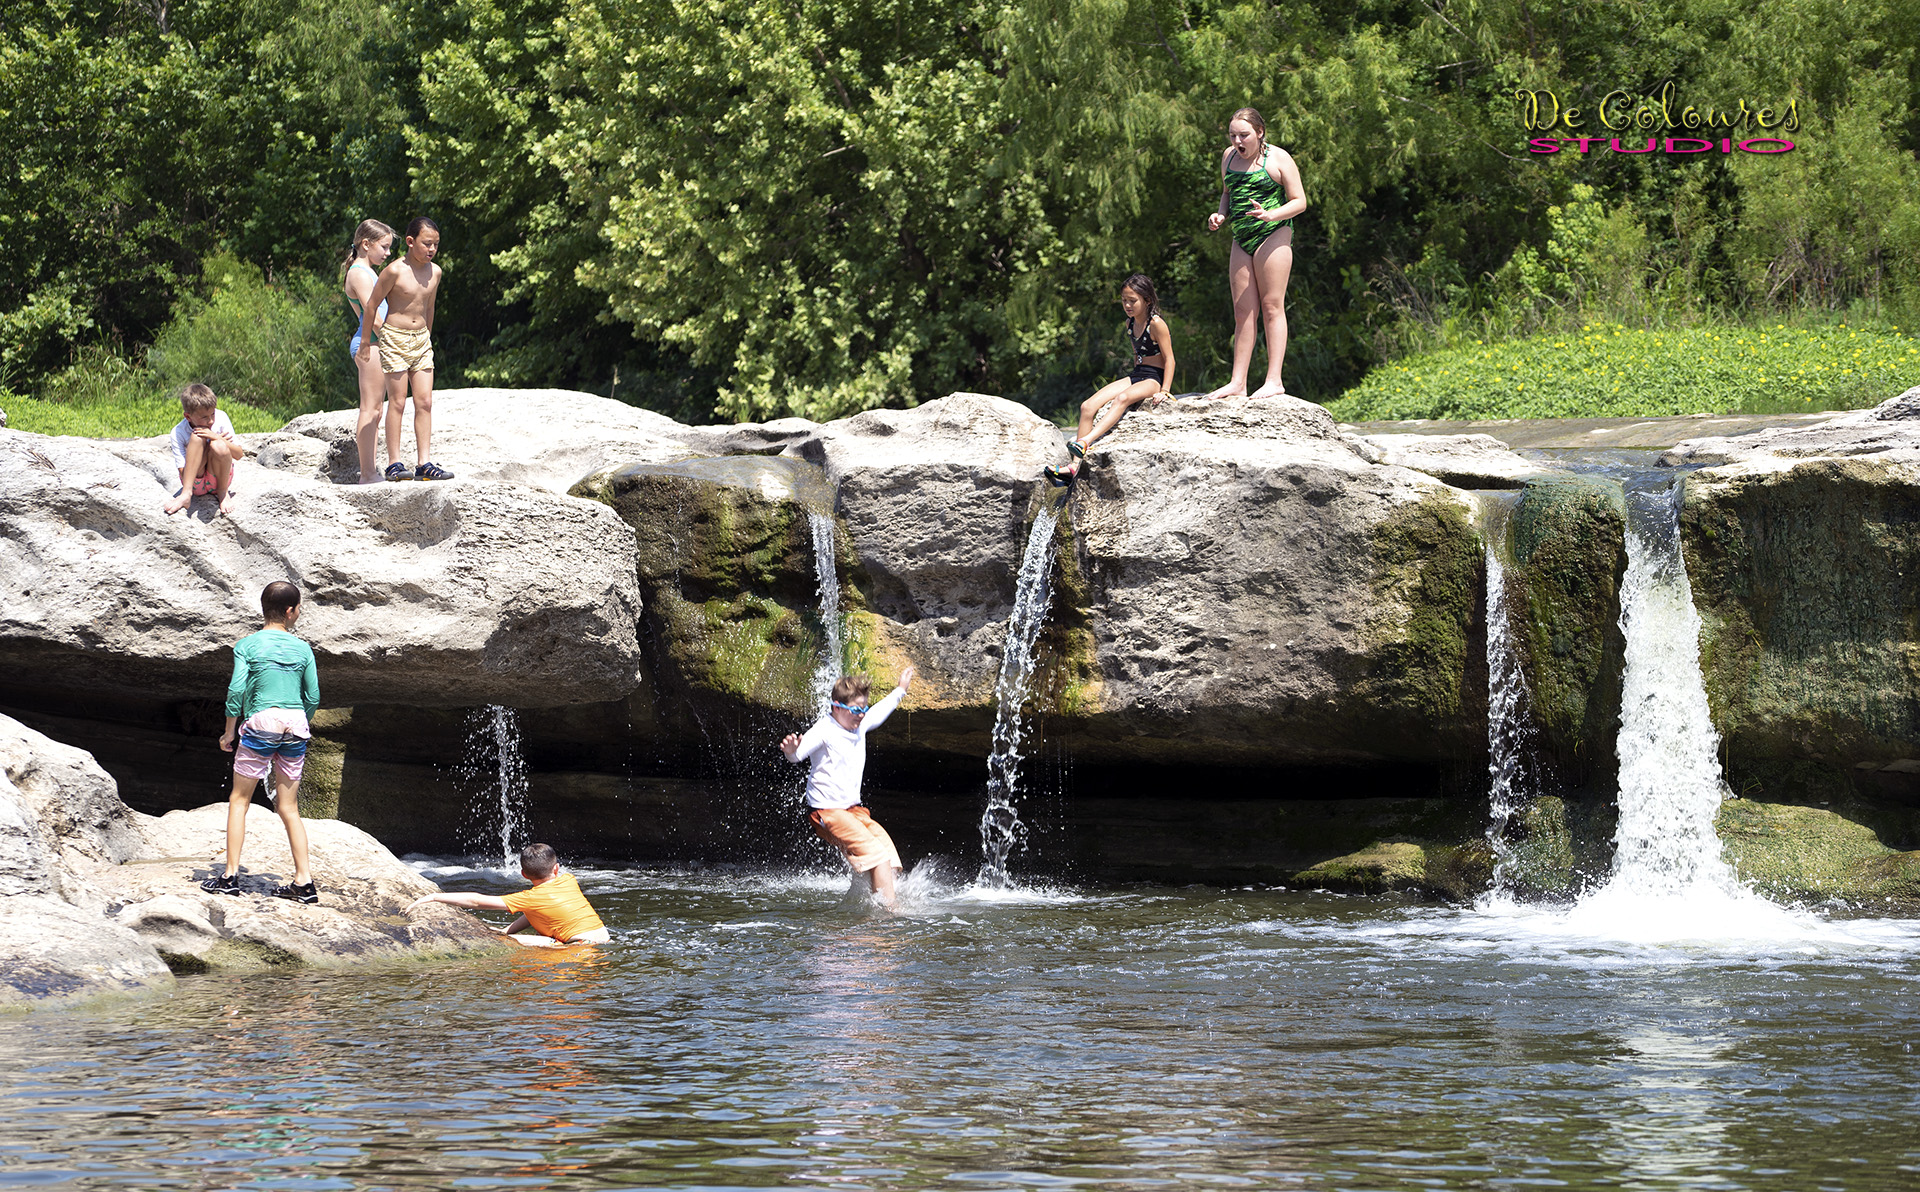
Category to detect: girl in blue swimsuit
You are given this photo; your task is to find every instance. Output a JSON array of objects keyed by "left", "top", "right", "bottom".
[
  {"left": 1204, "top": 107, "right": 1307, "bottom": 400},
  {"left": 1045, "top": 273, "right": 1175, "bottom": 485},
  {"left": 342, "top": 218, "right": 396, "bottom": 483}
]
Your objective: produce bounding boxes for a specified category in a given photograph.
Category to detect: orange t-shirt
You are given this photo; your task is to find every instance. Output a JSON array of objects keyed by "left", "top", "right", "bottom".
[{"left": 501, "top": 871, "right": 605, "bottom": 942}]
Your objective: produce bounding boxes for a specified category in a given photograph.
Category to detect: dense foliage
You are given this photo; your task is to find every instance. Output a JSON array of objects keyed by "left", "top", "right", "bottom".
[{"left": 4, "top": 0, "right": 1917, "bottom": 423}]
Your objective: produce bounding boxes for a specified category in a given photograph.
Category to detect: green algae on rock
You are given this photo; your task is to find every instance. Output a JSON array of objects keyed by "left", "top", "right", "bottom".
[
  {"left": 575, "top": 457, "right": 842, "bottom": 718},
  {"left": 1510, "top": 473, "right": 1628, "bottom": 792}
]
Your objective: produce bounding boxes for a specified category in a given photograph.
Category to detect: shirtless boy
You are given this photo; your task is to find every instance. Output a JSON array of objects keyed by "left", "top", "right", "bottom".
[
  {"left": 407, "top": 843, "right": 610, "bottom": 948},
  {"left": 356, "top": 216, "right": 453, "bottom": 482}
]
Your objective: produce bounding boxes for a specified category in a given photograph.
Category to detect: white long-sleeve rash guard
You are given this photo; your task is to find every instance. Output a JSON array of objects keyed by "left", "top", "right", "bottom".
[{"left": 787, "top": 686, "right": 906, "bottom": 809}]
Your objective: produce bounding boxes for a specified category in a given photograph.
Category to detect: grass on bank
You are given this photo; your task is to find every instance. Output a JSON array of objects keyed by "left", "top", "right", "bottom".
[
  {"left": 1326, "top": 321, "right": 1919, "bottom": 422},
  {"left": 3, "top": 389, "right": 282, "bottom": 437},
  {"left": 5, "top": 252, "right": 353, "bottom": 440}
]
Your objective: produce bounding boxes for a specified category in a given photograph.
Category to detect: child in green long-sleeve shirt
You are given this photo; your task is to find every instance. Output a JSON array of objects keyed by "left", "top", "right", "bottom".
[{"left": 201, "top": 581, "right": 323, "bottom": 903}]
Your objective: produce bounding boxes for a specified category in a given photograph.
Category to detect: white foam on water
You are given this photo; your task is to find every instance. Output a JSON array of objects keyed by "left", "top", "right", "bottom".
[{"left": 1369, "top": 898, "right": 1920, "bottom": 964}]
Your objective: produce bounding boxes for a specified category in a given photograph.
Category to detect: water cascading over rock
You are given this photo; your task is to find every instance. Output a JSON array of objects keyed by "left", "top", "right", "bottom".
[
  {"left": 978, "top": 506, "right": 1060, "bottom": 887},
  {"left": 1480, "top": 493, "right": 1543, "bottom": 896},
  {"left": 807, "top": 512, "right": 846, "bottom": 717},
  {"left": 458, "top": 705, "right": 529, "bottom": 872}
]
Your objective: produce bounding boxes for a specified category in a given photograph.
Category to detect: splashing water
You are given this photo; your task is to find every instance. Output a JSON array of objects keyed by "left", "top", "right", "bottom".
[
  {"left": 1559, "top": 477, "right": 1816, "bottom": 942},
  {"left": 978, "top": 508, "right": 1059, "bottom": 887},
  {"left": 1602, "top": 481, "right": 1738, "bottom": 898},
  {"left": 461, "top": 704, "right": 529, "bottom": 872},
  {"left": 807, "top": 511, "right": 846, "bottom": 717},
  {"left": 1481, "top": 493, "right": 1541, "bottom": 896}
]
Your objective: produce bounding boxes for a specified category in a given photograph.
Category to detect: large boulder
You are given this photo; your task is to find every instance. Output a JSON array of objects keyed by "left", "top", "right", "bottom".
[
  {"left": 102, "top": 803, "right": 507, "bottom": 971},
  {"left": 274, "top": 388, "right": 702, "bottom": 491},
  {"left": 0, "top": 713, "right": 508, "bottom": 1009},
  {"left": 792, "top": 392, "right": 1072, "bottom": 707},
  {"left": 0, "top": 427, "right": 644, "bottom": 708},
  {"left": 1060, "top": 396, "right": 1485, "bottom": 767},
  {"left": 1673, "top": 390, "right": 1920, "bottom": 780}
]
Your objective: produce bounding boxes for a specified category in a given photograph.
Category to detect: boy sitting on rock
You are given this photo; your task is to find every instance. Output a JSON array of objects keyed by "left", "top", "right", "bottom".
[
  {"left": 164, "top": 383, "right": 243, "bottom": 516},
  {"left": 408, "top": 843, "right": 610, "bottom": 947},
  {"left": 781, "top": 666, "right": 916, "bottom": 908}
]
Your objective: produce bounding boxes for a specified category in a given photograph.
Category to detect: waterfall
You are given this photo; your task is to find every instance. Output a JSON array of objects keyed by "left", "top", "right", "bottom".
[
  {"left": 807, "top": 511, "right": 846, "bottom": 717},
  {"left": 1481, "top": 494, "right": 1539, "bottom": 896},
  {"left": 1595, "top": 480, "right": 1739, "bottom": 898},
  {"left": 462, "top": 705, "right": 529, "bottom": 872},
  {"left": 978, "top": 509, "right": 1059, "bottom": 887}
]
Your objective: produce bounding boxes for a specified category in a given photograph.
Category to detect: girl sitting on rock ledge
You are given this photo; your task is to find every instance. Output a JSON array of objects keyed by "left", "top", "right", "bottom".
[{"left": 1046, "top": 273, "right": 1175, "bottom": 485}]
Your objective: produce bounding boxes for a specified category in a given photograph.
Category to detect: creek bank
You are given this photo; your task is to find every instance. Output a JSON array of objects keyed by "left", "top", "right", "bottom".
[{"left": 1, "top": 714, "right": 505, "bottom": 1010}]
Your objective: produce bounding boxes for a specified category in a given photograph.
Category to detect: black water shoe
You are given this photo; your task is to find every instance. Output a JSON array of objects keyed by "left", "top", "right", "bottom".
[
  {"left": 201, "top": 873, "right": 243, "bottom": 896},
  {"left": 272, "top": 881, "right": 319, "bottom": 905}
]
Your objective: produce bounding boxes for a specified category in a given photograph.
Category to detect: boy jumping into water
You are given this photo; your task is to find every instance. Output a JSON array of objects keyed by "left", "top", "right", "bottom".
[
  {"left": 356, "top": 216, "right": 453, "bottom": 482},
  {"left": 163, "top": 383, "right": 242, "bottom": 515},
  {"left": 407, "top": 843, "right": 610, "bottom": 947},
  {"left": 202, "top": 580, "right": 320, "bottom": 902},
  {"left": 781, "top": 666, "right": 916, "bottom": 907}
]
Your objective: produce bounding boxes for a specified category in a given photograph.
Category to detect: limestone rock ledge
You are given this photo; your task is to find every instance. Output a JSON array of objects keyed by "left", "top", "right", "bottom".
[
  {"left": 1, "top": 713, "right": 506, "bottom": 1011},
  {"left": 0, "top": 422, "right": 643, "bottom": 709}
]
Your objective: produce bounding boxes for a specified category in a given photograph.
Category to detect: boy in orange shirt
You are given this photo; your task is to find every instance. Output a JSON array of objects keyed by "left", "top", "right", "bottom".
[{"left": 407, "top": 843, "right": 608, "bottom": 947}]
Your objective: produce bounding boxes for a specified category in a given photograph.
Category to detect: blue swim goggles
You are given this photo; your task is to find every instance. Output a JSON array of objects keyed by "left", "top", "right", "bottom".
[{"left": 831, "top": 701, "right": 870, "bottom": 715}]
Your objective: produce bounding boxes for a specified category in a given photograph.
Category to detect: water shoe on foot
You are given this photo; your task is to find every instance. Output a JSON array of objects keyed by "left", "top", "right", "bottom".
[
  {"left": 272, "top": 881, "right": 319, "bottom": 905},
  {"left": 201, "top": 873, "right": 243, "bottom": 896},
  {"left": 414, "top": 461, "right": 454, "bottom": 481},
  {"left": 384, "top": 462, "right": 414, "bottom": 481},
  {"left": 1044, "top": 464, "right": 1074, "bottom": 487}
]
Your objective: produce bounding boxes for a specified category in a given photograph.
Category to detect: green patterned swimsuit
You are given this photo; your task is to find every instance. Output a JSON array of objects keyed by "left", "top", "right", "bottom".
[{"left": 1226, "top": 145, "right": 1292, "bottom": 255}]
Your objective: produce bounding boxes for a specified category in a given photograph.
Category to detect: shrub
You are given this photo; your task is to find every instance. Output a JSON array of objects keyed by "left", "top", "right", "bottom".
[
  {"left": 1327, "top": 322, "right": 1919, "bottom": 422},
  {"left": 146, "top": 253, "right": 354, "bottom": 418}
]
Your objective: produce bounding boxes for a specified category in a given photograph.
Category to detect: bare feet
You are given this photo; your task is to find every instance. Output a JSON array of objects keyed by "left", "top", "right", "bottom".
[
  {"left": 163, "top": 493, "right": 190, "bottom": 515},
  {"left": 1202, "top": 382, "right": 1248, "bottom": 400},
  {"left": 217, "top": 492, "right": 235, "bottom": 516},
  {"left": 1248, "top": 379, "right": 1287, "bottom": 400}
]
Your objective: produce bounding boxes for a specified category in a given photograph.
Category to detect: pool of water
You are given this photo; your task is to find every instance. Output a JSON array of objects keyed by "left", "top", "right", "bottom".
[{"left": 5, "top": 865, "right": 1920, "bottom": 1190}]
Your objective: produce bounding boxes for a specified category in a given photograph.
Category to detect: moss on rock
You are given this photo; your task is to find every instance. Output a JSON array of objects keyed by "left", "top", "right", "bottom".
[
  {"left": 1717, "top": 797, "right": 1920, "bottom": 904},
  {"left": 1510, "top": 474, "right": 1627, "bottom": 791},
  {"left": 1358, "top": 492, "right": 1482, "bottom": 732},
  {"left": 578, "top": 458, "right": 840, "bottom": 717},
  {"left": 1682, "top": 459, "right": 1920, "bottom": 766},
  {"left": 1293, "top": 840, "right": 1429, "bottom": 893}
]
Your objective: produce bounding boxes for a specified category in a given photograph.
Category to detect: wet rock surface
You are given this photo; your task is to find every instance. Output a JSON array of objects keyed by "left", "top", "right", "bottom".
[{"left": 0, "top": 714, "right": 506, "bottom": 1010}]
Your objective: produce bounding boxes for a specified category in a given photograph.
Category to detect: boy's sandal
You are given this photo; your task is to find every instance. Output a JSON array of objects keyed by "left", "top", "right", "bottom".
[
  {"left": 1043, "top": 464, "right": 1074, "bottom": 487},
  {"left": 1066, "top": 437, "right": 1088, "bottom": 461}
]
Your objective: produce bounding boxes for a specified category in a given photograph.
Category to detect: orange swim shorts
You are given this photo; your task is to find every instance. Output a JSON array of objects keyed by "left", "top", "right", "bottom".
[{"left": 808, "top": 805, "right": 902, "bottom": 874}]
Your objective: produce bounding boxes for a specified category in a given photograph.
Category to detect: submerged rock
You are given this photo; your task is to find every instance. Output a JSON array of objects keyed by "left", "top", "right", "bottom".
[{"left": 0, "top": 714, "right": 506, "bottom": 1010}]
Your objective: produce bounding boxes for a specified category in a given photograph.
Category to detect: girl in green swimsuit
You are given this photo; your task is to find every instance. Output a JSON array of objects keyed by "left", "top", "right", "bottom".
[{"left": 1205, "top": 107, "right": 1307, "bottom": 400}]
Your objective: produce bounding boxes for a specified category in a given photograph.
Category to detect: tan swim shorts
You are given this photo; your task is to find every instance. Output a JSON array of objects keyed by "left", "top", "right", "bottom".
[
  {"left": 379, "top": 323, "right": 435, "bottom": 374},
  {"left": 808, "top": 805, "right": 902, "bottom": 874}
]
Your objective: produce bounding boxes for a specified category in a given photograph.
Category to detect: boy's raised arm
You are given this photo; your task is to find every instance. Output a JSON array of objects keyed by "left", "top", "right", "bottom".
[{"left": 860, "top": 666, "right": 916, "bottom": 732}]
